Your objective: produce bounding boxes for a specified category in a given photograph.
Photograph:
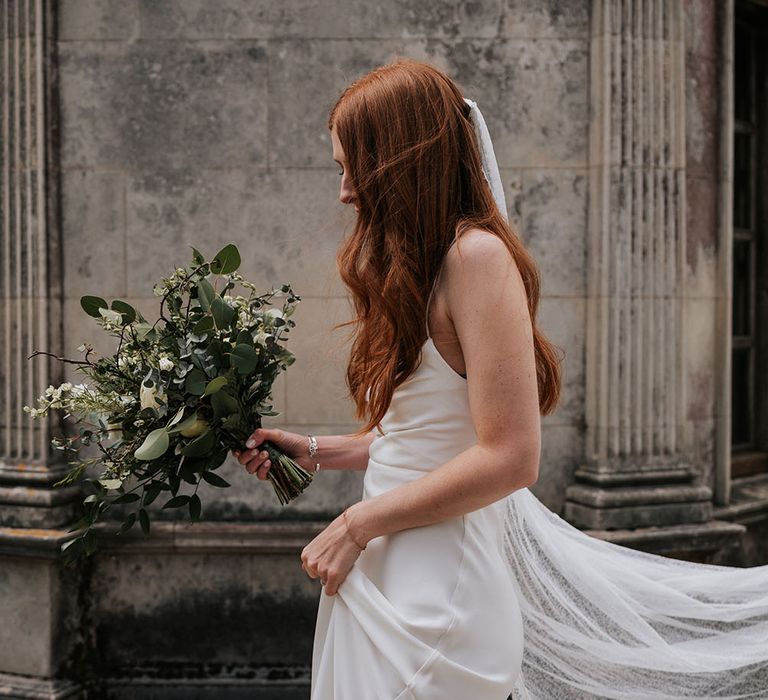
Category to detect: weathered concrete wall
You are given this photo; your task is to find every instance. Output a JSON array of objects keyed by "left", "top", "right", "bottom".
[{"left": 57, "top": 0, "right": 591, "bottom": 519}]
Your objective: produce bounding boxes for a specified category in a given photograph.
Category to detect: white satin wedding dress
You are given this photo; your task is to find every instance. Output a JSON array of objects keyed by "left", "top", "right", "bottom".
[{"left": 310, "top": 254, "right": 768, "bottom": 700}]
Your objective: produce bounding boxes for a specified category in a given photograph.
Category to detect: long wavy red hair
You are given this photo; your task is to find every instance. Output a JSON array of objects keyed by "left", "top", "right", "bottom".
[{"left": 328, "top": 58, "right": 562, "bottom": 437}]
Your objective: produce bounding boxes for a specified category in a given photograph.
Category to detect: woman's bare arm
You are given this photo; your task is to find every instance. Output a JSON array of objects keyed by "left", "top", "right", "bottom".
[
  {"left": 313, "top": 431, "right": 377, "bottom": 471},
  {"left": 344, "top": 232, "right": 541, "bottom": 545},
  {"left": 234, "top": 427, "right": 376, "bottom": 476}
]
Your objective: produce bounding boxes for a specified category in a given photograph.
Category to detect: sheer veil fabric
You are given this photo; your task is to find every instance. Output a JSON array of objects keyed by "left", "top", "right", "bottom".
[{"left": 466, "top": 96, "right": 768, "bottom": 699}]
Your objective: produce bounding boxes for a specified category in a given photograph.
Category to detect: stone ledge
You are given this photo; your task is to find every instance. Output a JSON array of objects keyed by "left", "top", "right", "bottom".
[
  {"left": 0, "top": 671, "right": 83, "bottom": 700},
  {"left": 583, "top": 519, "right": 746, "bottom": 560},
  {"left": 714, "top": 474, "right": 768, "bottom": 526},
  {"left": 573, "top": 466, "right": 696, "bottom": 486},
  {"left": 0, "top": 484, "right": 81, "bottom": 507},
  {"left": 0, "top": 520, "right": 331, "bottom": 559},
  {"left": 566, "top": 483, "right": 712, "bottom": 507},
  {"left": 0, "top": 463, "right": 72, "bottom": 487},
  {"left": 564, "top": 499, "right": 713, "bottom": 530}
]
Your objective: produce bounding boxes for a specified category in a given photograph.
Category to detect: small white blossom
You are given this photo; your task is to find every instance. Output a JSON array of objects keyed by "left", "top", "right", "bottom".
[
  {"left": 159, "top": 356, "right": 174, "bottom": 372},
  {"left": 140, "top": 380, "right": 160, "bottom": 410}
]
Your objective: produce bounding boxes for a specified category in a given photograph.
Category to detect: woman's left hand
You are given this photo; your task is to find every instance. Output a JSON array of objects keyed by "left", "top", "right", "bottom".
[{"left": 301, "top": 508, "right": 366, "bottom": 596}]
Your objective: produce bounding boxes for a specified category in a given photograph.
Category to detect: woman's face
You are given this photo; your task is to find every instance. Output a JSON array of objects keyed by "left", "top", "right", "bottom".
[{"left": 331, "top": 126, "right": 359, "bottom": 212}]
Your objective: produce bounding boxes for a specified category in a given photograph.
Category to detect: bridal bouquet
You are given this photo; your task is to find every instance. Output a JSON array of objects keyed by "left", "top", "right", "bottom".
[{"left": 24, "top": 243, "right": 314, "bottom": 564}]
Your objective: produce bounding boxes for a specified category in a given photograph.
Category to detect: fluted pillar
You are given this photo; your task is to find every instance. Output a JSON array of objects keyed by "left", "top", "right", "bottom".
[
  {"left": 564, "top": 0, "right": 713, "bottom": 529},
  {"left": 0, "top": 0, "right": 78, "bottom": 528}
]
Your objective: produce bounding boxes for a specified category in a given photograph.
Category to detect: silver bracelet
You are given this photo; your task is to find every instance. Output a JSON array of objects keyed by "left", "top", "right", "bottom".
[{"left": 307, "top": 434, "right": 320, "bottom": 473}]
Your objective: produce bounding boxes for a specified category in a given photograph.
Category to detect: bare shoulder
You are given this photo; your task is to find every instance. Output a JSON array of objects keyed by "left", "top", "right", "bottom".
[
  {"left": 444, "top": 228, "right": 524, "bottom": 299},
  {"left": 450, "top": 227, "right": 510, "bottom": 259}
]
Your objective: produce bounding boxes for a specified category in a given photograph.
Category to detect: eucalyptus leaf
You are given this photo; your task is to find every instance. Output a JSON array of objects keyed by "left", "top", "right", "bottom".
[
  {"left": 111, "top": 299, "right": 137, "bottom": 323},
  {"left": 202, "top": 471, "right": 231, "bottom": 488},
  {"left": 211, "top": 390, "right": 239, "bottom": 420},
  {"left": 118, "top": 513, "right": 137, "bottom": 534},
  {"left": 180, "top": 428, "right": 217, "bottom": 457},
  {"left": 139, "top": 508, "right": 150, "bottom": 535},
  {"left": 180, "top": 464, "right": 198, "bottom": 484},
  {"left": 185, "top": 368, "right": 207, "bottom": 395},
  {"left": 211, "top": 297, "right": 235, "bottom": 329},
  {"left": 203, "top": 376, "right": 228, "bottom": 396},
  {"left": 190, "top": 246, "right": 205, "bottom": 266},
  {"left": 143, "top": 482, "right": 163, "bottom": 506},
  {"left": 167, "top": 405, "right": 186, "bottom": 428},
  {"left": 169, "top": 412, "right": 200, "bottom": 434},
  {"left": 208, "top": 447, "right": 229, "bottom": 470},
  {"left": 162, "top": 495, "right": 190, "bottom": 509},
  {"left": 189, "top": 494, "right": 202, "bottom": 520},
  {"left": 210, "top": 244, "right": 241, "bottom": 274},
  {"left": 134, "top": 427, "right": 170, "bottom": 461},
  {"left": 133, "top": 322, "right": 154, "bottom": 340},
  {"left": 230, "top": 343, "right": 258, "bottom": 374},
  {"left": 193, "top": 315, "right": 214, "bottom": 334},
  {"left": 237, "top": 329, "right": 254, "bottom": 346},
  {"left": 80, "top": 295, "right": 109, "bottom": 318},
  {"left": 197, "top": 278, "right": 216, "bottom": 313}
]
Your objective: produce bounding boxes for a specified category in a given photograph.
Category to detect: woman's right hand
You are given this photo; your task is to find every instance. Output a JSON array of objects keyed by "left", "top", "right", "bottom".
[{"left": 231, "top": 427, "right": 310, "bottom": 481}]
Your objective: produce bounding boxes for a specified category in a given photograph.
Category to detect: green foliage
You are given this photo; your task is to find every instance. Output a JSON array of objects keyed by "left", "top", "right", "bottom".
[{"left": 24, "top": 243, "right": 311, "bottom": 566}]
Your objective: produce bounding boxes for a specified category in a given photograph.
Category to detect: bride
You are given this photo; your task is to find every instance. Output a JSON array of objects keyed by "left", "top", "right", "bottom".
[{"left": 233, "top": 59, "right": 768, "bottom": 700}]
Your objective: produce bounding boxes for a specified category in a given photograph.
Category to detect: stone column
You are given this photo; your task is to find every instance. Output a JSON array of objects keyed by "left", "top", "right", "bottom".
[
  {"left": 0, "top": 0, "right": 80, "bottom": 528},
  {"left": 0, "top": 2, "right": 85, "bottom": 696},
  {"left": 564, "top": 0, "right": 714, "bottom": 529}
]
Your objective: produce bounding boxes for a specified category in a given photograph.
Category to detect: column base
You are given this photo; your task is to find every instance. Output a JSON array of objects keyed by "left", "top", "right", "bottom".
[
  {"left": 0, "top": 463, "right": 82, "bottom": 529},
  {"left": 0, "top": 672, "right": 84, "bottom": 700},
  {"left": 564, "top": 481, "right": 714, "bottom": 529}
]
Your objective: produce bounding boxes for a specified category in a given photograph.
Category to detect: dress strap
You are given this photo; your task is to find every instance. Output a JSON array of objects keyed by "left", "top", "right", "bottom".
[{"left": 425, "top": 235, "right": 458, "bottom": 338}]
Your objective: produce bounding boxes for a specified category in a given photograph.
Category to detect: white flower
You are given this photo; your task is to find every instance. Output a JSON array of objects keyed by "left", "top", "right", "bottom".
[
  {"left": 140, "top": 380, "right": 160, "bottom": 410},
  {"left": 60, "top": 382, "right": 72, "bottom": 392},
  {"left": 159, "top": 357, "right": 175, "bottom": 371},
  {"left": 252, "top": 329, "right": 272, "bottom": 345},
  {"left": 266, "top": 308, "right": 284, "bottom": 320}
]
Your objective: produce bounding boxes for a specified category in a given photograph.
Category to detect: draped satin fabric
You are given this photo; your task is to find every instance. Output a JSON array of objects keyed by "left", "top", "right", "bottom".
[{"left": 310, "top": 335, "right": 525, "bottom": 700}]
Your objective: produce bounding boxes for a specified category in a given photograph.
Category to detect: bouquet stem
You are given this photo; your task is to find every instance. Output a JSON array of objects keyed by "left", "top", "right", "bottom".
[{"left": 261, "top": 441, "right": 315, "bottom": 505}]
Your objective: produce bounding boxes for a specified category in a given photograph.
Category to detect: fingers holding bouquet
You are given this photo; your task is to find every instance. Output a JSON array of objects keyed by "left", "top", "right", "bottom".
[{"left": 232, "top": 427, "right": 312, "bottom": 481}]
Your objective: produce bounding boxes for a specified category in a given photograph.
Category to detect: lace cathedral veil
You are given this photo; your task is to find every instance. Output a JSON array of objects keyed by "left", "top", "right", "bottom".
[{"left": 464, "top": 96, "right": 768, "bottom": 699}]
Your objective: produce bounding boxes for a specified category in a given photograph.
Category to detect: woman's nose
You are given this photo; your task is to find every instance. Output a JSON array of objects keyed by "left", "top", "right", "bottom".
[{"left": 339, "top": 185, "right": 356, "bottom": 207}]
